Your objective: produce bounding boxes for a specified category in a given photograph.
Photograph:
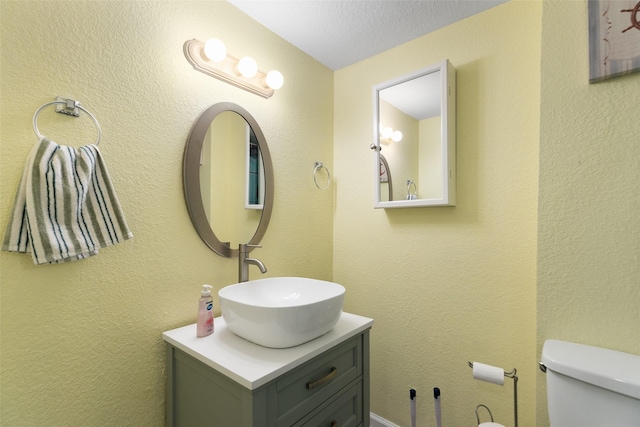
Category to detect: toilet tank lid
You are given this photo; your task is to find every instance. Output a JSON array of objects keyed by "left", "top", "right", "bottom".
[{"left": 542, "top": 340, "right": 640, "bottom": 400}]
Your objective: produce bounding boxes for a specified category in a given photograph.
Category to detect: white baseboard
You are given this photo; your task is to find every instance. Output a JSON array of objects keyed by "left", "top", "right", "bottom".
[{"left": 370, "top": 412, "right": 401, "bottom": 427}]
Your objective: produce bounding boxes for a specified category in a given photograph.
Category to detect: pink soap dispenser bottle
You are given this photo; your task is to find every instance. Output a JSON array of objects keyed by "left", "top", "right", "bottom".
[{"left": 196, "top": 284, "right": 214, "bottom": 337}]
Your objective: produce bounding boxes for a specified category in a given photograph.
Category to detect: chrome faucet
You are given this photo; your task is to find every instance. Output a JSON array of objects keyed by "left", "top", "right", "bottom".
[{"left": 239, "top": 243, "right": 267, "bottom": 282}]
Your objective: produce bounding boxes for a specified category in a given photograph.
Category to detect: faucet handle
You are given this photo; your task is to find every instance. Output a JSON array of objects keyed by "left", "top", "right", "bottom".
[{"left": 239, "top": 243, "right": 262, "bottom": 252}]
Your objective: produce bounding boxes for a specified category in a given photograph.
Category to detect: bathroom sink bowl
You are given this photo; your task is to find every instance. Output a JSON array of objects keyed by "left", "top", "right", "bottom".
[{"left": 218, "top": 277, "right": 345, "bottom": 348}]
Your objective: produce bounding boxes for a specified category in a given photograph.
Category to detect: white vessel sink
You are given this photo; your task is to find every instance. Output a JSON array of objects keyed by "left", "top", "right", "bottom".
[{"left": 218, "top": 277, "right": 345, "bottom": 348}]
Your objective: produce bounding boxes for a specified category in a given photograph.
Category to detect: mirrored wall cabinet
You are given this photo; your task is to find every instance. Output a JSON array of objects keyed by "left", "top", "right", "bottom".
[{"left": 373, "top": 60, "right": 456, "bottom": 208}]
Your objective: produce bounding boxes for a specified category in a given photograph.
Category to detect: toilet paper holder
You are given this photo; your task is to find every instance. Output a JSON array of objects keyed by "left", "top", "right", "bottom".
[{"left": 468, "top": 362, "right": 518, "bottom": 427}]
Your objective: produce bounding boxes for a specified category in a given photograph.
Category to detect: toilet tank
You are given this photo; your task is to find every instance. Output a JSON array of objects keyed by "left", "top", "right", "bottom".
[{"left": 541, "top": 340, "right": 640, "bottom": 427}]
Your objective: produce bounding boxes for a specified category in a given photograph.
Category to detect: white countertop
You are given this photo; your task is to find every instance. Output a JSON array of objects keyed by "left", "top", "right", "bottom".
[{"left": 162, "top": 312, "right": 374, "bottom": 390}]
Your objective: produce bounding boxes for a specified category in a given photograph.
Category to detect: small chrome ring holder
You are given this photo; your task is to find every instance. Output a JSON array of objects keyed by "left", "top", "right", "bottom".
[
  {"left": 32, "top": 97, "right": 102, "bottom": 145},
  {"left": 475, "top": 404, "right": 495, "bottom": 425},
  {"left": 313, "top": 161, "right": 331, "bottom": 190},
  {"left": 406, "top": 180, "right": 417, "bottom": 200}
]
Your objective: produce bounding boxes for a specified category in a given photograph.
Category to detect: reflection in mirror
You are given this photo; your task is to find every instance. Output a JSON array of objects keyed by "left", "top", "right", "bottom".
[
  {"left": 373, "top": 60, "right": 456, "bottom": 208},
  {"left": 245, "top": 130, "right": 265, "bottom": 209},
  {"left": 199, "top": 111, "right": 262, "bottom": 246},
  {"left": 184, "top": 103, "right": 273, "bottom": 258},
  {"left": 379, "top": 154, "right": 393, "bottom": 202}
]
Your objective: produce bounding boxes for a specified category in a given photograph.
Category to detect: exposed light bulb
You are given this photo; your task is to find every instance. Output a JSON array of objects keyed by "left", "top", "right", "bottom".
[
  {"left": 237, "top": 56, "right": 258, "bottom": 78},
  {"left": 265, "top": 70, "right": 284, "bottom": 90},
  {"left": 382, "top": 127, "right": 393, "bottom": 139},
  {"left": 392, "top": 130, "right": 403, "bottom": 142},
  {"left": 203, "top": 38, "right": 226, "bottom": 62}
]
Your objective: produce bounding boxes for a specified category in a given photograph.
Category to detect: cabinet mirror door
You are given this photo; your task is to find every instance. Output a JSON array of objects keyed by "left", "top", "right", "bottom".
[{"left": 373, "top": 60, "right": 456, "bottom": 208}]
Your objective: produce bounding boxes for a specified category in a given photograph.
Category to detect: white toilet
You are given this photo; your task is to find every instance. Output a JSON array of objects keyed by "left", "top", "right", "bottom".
[{"left": 541, "top": 339, "right": 640, "bottom": 426}]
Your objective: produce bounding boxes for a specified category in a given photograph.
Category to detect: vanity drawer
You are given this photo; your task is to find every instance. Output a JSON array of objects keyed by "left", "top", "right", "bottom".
[
  {"left": 295, "top": 381, "right": 362, "bottom": 427},
  {"left": 275, "top": 336, "right": 362, "bottom": 426}
]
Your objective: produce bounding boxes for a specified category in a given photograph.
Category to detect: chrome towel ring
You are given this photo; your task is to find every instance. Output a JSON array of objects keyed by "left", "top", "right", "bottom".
[
  {"left": 32, "top": 97, "right": 102, "bottom": 145},
  {"left": 313, "top": 162, "right": 331, "bottom": 190}
]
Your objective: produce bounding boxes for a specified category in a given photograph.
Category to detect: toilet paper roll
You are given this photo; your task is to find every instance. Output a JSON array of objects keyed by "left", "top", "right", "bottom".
[
  {"left": 472, "top": 362, "right": 504, "bottom": 385},
  {"left": 479, "top": 423, "right": 505, "bottom": 427}
]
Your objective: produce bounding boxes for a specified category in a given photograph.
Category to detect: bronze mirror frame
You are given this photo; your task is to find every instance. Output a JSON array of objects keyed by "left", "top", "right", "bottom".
[{"left": 183, "top": 102, "right": 274, "bottom": 257}]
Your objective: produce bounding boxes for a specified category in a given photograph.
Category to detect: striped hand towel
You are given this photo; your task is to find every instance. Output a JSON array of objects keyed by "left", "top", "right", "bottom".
[{"left": 2, "top": 137, "right": 133, "bottom": 265}]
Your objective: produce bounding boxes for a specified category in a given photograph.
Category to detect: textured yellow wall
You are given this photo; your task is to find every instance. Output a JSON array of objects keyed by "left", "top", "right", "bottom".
[
  {"left": 537, "top": 1, "right": 640, "bottom": 424},
  {"left": 334, "top": 1, "right": 541, "bottom": 426},
  {"left": 0, "top": 1, "right": 333, "bottom": 425}
]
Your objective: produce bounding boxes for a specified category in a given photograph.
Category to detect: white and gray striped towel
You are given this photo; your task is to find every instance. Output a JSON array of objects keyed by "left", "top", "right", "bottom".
[{"left": 2, "top": 137, "right": 133, "bottom": 265}]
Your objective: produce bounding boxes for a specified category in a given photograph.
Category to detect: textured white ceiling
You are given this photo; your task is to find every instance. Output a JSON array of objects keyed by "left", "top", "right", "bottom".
[{"left": 227, "top": 0, "right": 508, "bottom": 70}]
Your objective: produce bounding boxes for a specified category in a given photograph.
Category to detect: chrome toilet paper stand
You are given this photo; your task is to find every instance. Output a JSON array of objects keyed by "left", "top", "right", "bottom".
[{"left": 468, "top": 361, "right": 518, "bottom": 427}]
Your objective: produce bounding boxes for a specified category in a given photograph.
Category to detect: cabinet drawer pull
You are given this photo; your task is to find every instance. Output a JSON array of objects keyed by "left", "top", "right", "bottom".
[{"left": 306, "top": 367, "right": 337, "bottom": 390}]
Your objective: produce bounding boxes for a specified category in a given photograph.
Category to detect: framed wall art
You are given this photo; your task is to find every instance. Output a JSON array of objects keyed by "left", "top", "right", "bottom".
[{"left": 589, "top": 0, "right": 640, "bottom": 82}]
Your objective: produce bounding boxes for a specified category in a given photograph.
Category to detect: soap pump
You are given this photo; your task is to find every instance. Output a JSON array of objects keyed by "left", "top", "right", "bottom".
[{"left": 196, "top": 284, "right": 214, "bottom": 337}]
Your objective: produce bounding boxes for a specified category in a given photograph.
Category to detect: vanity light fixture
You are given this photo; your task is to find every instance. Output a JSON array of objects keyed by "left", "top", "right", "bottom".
[
  {"left": 183, "top": 38, "right": 284, "bottom": 98},
  {"left": 379, "top": 124, "right": 403, "bottom": 145}
]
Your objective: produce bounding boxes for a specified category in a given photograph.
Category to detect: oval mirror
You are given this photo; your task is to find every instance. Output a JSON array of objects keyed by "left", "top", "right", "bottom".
[
  {"left": 373, "top": 60, "right": 456, "bottom": 208},
  {"left": 183, "top": 102, "right": 274, "bottom": 257}
]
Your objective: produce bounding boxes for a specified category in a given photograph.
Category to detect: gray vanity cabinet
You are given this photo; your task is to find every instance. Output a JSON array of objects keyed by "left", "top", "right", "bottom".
[{"left": 165, "top": 330, "right": 370, "bottom": 427}]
